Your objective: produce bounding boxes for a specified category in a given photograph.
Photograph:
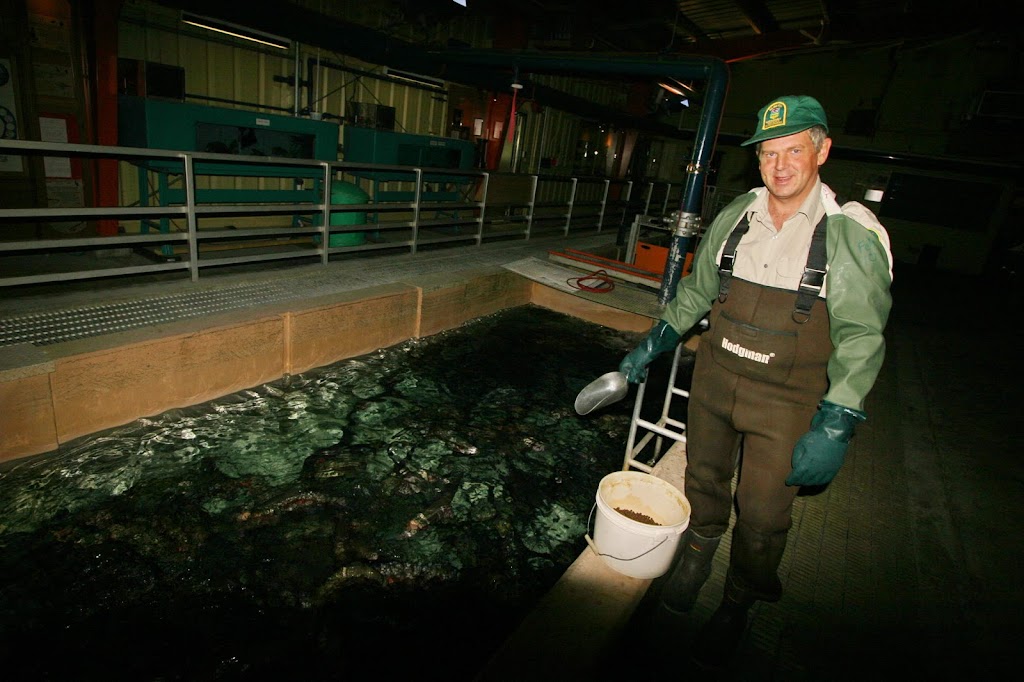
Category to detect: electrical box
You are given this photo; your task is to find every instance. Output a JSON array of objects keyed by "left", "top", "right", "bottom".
[
  {"left": 347, "top": 101, "right": 396, "bottom": 131},
  {"left": 633, "top": 242, "right": 668, "bottom": 274},
  {"left": 117, "top": 59, "right": 185, "bottom": 101}
]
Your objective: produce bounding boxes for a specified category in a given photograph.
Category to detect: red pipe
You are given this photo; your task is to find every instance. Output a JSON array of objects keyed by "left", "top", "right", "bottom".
[{"left": 91, "top": 0, "right": 122, "bottom": 236}]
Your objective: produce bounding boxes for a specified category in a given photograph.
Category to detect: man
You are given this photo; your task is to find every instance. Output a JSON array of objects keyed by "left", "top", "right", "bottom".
[{"left": 619, "top": 95, "right": 893, "bottom": 666}]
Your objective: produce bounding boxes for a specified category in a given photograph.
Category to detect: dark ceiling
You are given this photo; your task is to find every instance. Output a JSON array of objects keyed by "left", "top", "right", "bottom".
[
  {"left": 153, "top": 0, "right": 1017, "bottom": 143},
  {"left": 159, "top": 0, "right": 1012, "bottom": 64},
  {"left": 393, "top": 0, "right": 1010, "bottom": 62}
]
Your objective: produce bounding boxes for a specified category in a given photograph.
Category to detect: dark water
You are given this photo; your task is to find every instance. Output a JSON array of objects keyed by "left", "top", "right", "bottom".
[{"left": 0, "top": 304, "right": 667, "bottom": 681}]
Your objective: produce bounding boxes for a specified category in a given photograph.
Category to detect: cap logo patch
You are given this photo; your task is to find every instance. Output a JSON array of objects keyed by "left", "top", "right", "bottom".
[{"left": 762, "top": 101, "right": 787, "bottom": 131}]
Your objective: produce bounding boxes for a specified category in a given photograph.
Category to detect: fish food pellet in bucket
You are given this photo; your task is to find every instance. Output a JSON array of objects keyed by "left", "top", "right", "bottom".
[
  {"left": 615, "top": 507, "right": 660, "bottom": 525},
  {"left": 593, "top": 471, "right": 691, "bottom": 578}
]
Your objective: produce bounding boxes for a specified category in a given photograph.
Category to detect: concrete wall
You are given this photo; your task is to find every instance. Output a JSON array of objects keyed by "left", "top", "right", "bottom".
[{"left": 0, "top": 270, "right": 652, "bottom": 465}]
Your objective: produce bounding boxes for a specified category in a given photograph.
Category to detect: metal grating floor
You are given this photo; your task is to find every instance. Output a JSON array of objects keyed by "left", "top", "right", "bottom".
[
  {"left": 0, "top": 234, "right": 627, "bottom": 349},
  {"left": 0, "top": 281, "right": 304, "bottom": 347}
]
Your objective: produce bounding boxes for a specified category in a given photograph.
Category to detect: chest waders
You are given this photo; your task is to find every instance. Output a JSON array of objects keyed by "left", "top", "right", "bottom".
[
  {"left": 684, "top": 214, "right": 833, "bottom": 606},
  {"left": 661, "top": 214, "right": 836, "bottom": 666}
]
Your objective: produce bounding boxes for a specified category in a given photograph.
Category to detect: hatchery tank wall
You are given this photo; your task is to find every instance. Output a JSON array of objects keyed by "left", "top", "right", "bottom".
[{"left": 0, "top": 267, "right": 652, "bottom": 464}]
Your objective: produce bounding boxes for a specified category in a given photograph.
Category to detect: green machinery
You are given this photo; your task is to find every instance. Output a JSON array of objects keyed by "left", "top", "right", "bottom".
[
  {"left": 342, "top": 126, "right": 476, "bottom": 202},
  {"left": 342, "top": 127, "right": 478, "bottom": 237},
  {"left": 118, "top": 96, "right": 341, "bottom": 247},
  {"left": 325, "top": 181, "right": 369, "bottom": 247}
]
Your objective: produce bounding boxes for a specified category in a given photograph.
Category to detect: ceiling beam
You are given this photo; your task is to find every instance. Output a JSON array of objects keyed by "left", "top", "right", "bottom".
[
  {"left": 666, "top": 29, "right": 820, "bottom": 62},
  {"left": 668, "top": 6, "right": 710, "bottom": 42},
  {"left": 732, "top": 0, "right": 781, "bottom": 36}
]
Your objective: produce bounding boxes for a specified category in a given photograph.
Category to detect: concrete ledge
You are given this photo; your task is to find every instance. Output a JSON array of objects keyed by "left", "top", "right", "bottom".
[
  {"left": 51, "top": 314, "right": 288, "bottom": 444},
  {"left": 529, "top": 283, "right": 653, "bottom": 333},
  {"left": 287, "top": 285, "right": 420, "bottom": 375},
  {"left": 0, "top": 270, "right": 617, "bottom": 464},
  {"left": 477, "top": 443, "right": 688, "bottom": 680},
  {"left": 413, "top": 267, "right": 532, "bottom": 338},
  {"left": 0, "top": 371, "right": 58, "bottom": 460},
  {"left": 0, "top": 268, "right": 680, "bottom": 465}
]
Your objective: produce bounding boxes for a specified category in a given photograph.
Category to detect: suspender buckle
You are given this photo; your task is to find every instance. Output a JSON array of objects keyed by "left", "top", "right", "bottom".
[
  {"left": 798, "top": 267, "right": 826, "bottom": 292},
  {"left": 793, "top": 267, "right": 826, "bottom": 323}
]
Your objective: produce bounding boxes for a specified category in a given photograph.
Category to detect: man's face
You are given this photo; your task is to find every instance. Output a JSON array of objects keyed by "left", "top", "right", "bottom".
[{"left": 757, "top": 130, "right": 831, "bottom": 204}]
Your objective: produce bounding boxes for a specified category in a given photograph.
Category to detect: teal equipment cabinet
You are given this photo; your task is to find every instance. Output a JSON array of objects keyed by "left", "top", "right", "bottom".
[
  {"left": 118, "top": 96, "right": 341, "bottom": 246},
  {"left": 342, "top": 126, "right": 476, "bottom": 202}
]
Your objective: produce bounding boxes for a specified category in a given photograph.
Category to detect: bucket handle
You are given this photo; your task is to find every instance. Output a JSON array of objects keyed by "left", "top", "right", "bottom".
[{"left": 584, "top": 503, "right": 668, "bottom": 563}]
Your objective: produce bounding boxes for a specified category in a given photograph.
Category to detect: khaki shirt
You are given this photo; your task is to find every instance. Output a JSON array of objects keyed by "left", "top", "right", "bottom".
[{"left": 722, "top": 178, "right": 831, "bottom": 296}]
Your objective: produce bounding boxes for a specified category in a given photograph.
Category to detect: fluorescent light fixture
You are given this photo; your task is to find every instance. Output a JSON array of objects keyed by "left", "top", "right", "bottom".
[
  {"left": 181, "top": 12, "right": 291, "bottom": 50},
  {"left": 383, "top": 67, "right": 445, "bottom": 90},
  {"left": 658, "top": 78, "right": 696, "bottom": 97},
  {"left": 658, "top": 81, "right": 686, "bottom": 96}
]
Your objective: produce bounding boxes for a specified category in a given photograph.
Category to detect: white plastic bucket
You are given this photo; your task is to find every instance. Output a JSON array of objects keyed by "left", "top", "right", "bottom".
[{"left": 586, "top": 471, "right": 691, "bottom": 579}]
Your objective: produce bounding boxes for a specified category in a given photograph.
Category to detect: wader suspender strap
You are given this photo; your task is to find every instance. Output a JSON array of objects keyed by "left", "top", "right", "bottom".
[
  {"left": 717, "top": 213, "right": 830, "bottom": 321},
  {"left": 717, "top": 216, "right": 751, "bottom": 303},
  {"left": 793, "top": 214, "right": 829, "bottom": 323}
]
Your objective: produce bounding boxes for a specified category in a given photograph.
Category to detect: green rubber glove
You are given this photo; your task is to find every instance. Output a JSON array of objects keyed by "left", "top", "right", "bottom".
[
  {"left": 786, "top": 400, "right": 866, "bottom": 487},
  {"left": 618, "top": 320, "right": 681, "bottom": 384}
]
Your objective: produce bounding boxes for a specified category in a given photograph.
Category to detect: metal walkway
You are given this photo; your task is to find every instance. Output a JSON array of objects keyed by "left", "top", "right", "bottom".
[
  {"left": 0, "top": 281, "right": 307, "bottom": 347},
  {"left": 0, "top": 233, "right": 625, "bottom": 347}
]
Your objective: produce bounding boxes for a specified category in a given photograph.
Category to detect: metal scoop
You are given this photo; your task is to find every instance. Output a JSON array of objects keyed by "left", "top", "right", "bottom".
[{"left": 574, "top": 371, "right": 629, "bottom": 415}]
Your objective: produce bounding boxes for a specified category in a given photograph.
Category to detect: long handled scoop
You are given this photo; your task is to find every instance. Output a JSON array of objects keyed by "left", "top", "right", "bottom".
[{"left": 574, "top": 371, "right": 629, "bottom": 415}]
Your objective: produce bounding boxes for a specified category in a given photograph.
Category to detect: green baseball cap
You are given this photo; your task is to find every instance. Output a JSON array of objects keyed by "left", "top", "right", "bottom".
[{"left": 740, "top": 95, "right": 829, "bottom": 146}]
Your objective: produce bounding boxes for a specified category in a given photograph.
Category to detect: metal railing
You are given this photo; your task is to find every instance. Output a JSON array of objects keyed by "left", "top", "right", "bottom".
[{"left": 0, "top": 138, "right": 682, "bottom": 288}]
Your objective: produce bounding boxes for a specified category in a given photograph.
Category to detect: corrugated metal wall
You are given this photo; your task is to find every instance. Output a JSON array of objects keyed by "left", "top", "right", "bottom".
[
  {"left": 117, "top": 2, "right": 457, "bottom": 229},
  {"left": 114, "top": 1, "right": 666, "bottom": 231}
]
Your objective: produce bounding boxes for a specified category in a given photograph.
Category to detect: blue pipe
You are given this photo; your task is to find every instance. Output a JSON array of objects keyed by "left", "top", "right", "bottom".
[
  {"left": 659, "top": 63, "right": 730, "bottom": 305},
  {"left": 431, "top": 51, "right": 730, "bottom": 306}
]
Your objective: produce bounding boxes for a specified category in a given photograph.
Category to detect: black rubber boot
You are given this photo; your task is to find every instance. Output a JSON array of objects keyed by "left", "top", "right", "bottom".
[
  {"left": 690, "top": 585, "right": 755, "bottom": 669},
  {"left": 659, "top": 529, "right": 722, "bottom": 614},
  {"left": 689, "top": 524, "right": 789, "bottom": 669}
]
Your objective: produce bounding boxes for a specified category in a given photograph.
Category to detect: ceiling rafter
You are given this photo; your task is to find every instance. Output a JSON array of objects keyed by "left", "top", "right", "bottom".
[
  {"left": 668, "top": 6, "right": 711, "bottom": 42},
  {"left": 154, "top": 0, "right": 1012, "bottom": 74},
  {"left": 731, "top": 0, "right": 781, "bottom": 35}
]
